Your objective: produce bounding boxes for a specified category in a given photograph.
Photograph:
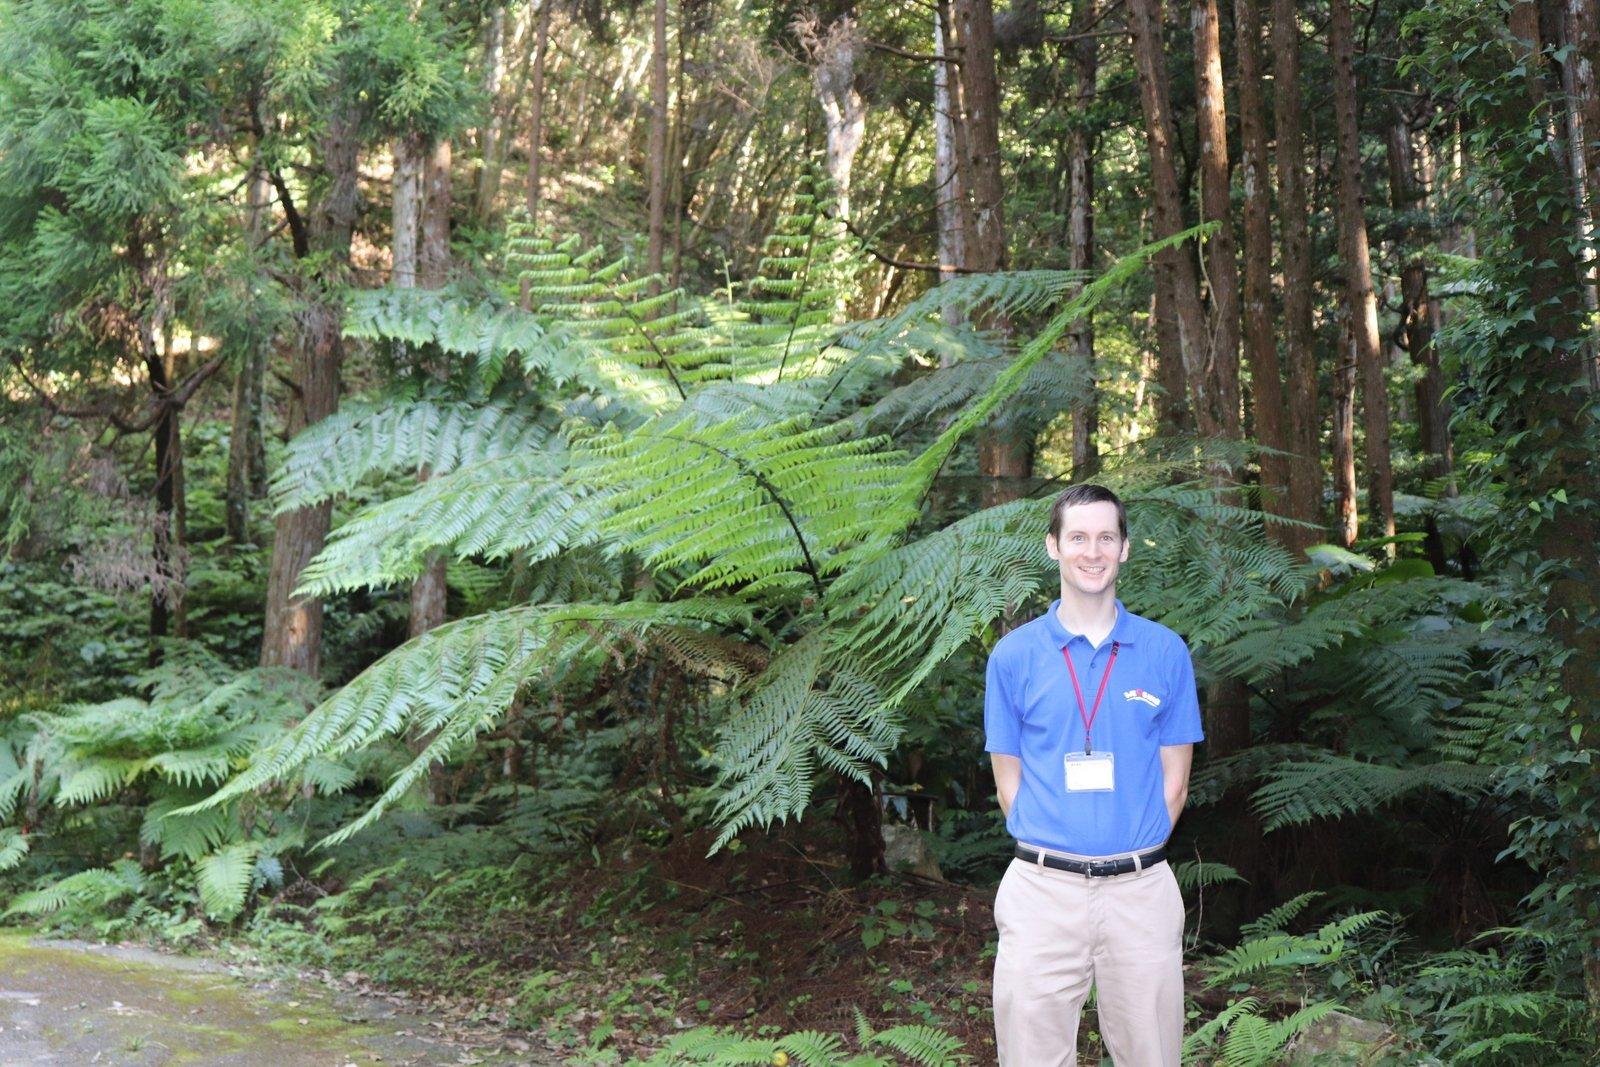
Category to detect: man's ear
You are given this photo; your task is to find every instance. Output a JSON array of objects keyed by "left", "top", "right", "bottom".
[
  {"left": 1045, "top": 532, "right": 1062, "bottom": 561},
  {"left": 1118, "top": 537, "right": 1130, "bottom": 563}
]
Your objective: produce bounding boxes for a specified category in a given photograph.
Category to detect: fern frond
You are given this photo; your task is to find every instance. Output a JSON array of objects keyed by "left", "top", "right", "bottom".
[
  {"left": 142, "top": 793, "right": 236, "bottom": 862},
  {"left": 1251, "top": 754, "right": 1492, "bottom": 831},
  {"left": 1240, "top": 891, "right": 1324, "bottom": 937},
  {"left": 1170, "top": 859, "right": 1245, "bottom": 893},
  {"left": 0, "top": 826, "right": 28, "bottom": 871},
  {"left": 189, "top": 600, "right": 748, "bottom": 845},
  {"left": 195, "top": 842, "right": 259, "bottom": 921},
  {"left": 271, "top": 397, "right": 550, "bottom": 511},
  {"left": 868, "top": 1023, "right": 965, "bottom": 1066},
  {"left": 4, "top": 859, "right": 146, "bottom": 917},
  {"left": 710, "top": 633, "right": 894, "bottom": 851}
]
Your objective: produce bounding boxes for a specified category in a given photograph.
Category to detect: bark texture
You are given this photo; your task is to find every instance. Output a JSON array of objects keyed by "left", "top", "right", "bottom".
[
  {"left": 260, "top": 108, "right": 361, "bottom": 676},
  {"left": 524, "top": 0, "right": 554, "bottom": 224},
  {"left": 1234, "top": 0, "right": 1291, "bottom": 536},
  {"left": 409, "top": 135, "right": 452, "bottom": 640},
  {"left": 1328, "top": 0, "right": 1394, "bottom": 545},
  {"left": 226, "top": 167, "right": 272, "bottom": 543},
  {"left": 1067, "top": 0, "right": 1100, "bottom": 478},
  {"left": 1190, "top": 0, "right": 1242, "bottom": 440},
  {"left": 1127, "top": 0, "right": 1230, "bottom": 440},
  {"left": 954, "top": 0, "right": 1028, "bottom": 507},
  {"left": 646, "top": 0, "right": 669, "bottom": 282},
  {"left": 933, "top": 0, "right": 966, "bottom": 296},
  {"left": 1270, "top": 0, "right": 1323, "bottom": 548}
]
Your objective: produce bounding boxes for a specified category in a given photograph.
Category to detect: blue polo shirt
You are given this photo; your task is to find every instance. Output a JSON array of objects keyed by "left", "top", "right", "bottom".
[{"left": 984, "top": 600, "right": 1204, "bottom": 856}]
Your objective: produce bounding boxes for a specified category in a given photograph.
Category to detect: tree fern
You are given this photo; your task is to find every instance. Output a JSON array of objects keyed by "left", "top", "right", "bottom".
[{"left": 208, "top": 228, "right": 1204, "bottom": 854}]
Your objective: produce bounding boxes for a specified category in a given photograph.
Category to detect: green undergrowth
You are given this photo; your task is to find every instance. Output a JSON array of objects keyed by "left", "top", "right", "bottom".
[{"left": 232, "top": 826, "right": 1003, "bottom": 1063}]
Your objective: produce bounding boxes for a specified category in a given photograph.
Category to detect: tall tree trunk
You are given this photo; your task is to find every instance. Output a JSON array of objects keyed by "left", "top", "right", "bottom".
[
  {"left": 646, "top": 0, "right": 669, "bottom": 285},
  {"left": 1234, "top": 0, "right": 1291, "bottom": 537},
  {"left": 1067, "top": 0, "right": 1100, "bottom": 478},
  {"left": 1127, "top": 0, "right": 1225, "bottom": 440},
  {"left": 933, "top": 0, "right": 966, "bottom": 302},
  {"left": 524, "top": 0, "right": 553, "bottom": 225},
  {"left": 1328, "top": 0, "right": 1395, "bottom": 547},
  {"left": 1502, "top": 0, "right": 1600, "bottom": 1022},
  {"left": 1558, "top": 0, "right": 1600, "bottom": 380},
  {"left": 260, "top": 108, "right": 361, "bottom": 677},
  {"left": 475, "top": 4, "right": 508, "bottom": 219},
  {"left": 226, "top": 167, "right": 272, "bottom": 543},
  {"left": 409, "top": 136, "right": 452, "bottom": 642},
  {"left": 1330, "top": 334, "right": 1359, "bottom": 547},
  {"left": 953, "top": 0, "right": 1027, "bottom": 506},
  {"left": 1191, "top": 0, "right": 1242, "bottom": 442},
  {"left": 1270, "top": 0, "right": 1323, "bottom": 549},
  {"left": 1385, "top": 112, "right": 1452, "bottom": 482}
]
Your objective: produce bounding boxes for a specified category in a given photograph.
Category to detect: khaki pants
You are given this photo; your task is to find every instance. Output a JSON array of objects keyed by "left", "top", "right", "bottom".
[{"left": 993, "top": 853, "right": 1186, "bottom": 1066}]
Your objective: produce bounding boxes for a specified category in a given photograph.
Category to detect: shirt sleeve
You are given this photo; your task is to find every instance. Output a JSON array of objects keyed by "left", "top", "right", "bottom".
[
  {"left": 983, "top": 646, "right": 1022, "bottom": 755},
  {"left": 1158, "top": 637, "right": 1205, "bottom": 746}
]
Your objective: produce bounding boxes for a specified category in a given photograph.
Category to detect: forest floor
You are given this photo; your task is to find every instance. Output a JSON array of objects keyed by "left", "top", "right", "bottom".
[{"left": 0, "top": 930, "right": 555, "bottom": 1066}]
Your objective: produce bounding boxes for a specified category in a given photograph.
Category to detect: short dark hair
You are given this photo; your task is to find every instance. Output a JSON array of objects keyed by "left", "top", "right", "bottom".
[{"left": 1048, "top": 484, "right": 1127, "bottom": 540}]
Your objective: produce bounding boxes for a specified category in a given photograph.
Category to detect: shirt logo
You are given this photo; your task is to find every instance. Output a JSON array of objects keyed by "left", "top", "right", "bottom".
[{"left": 1123, "top": 688, "right": 1161, "bottom": 708}]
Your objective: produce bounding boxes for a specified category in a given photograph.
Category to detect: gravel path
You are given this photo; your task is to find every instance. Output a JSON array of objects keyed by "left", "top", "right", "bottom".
[{"left": 0, "top": 931, "right": 558, "bottom": 1066}]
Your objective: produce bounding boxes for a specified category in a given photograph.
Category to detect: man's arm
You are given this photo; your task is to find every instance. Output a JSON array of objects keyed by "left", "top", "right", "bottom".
[
  {"left": 991, "top": 753, "right": 1021, "bottom": 818},
  {"left": 1159, "top": 744, "right": 1193, "bottom": 832}
]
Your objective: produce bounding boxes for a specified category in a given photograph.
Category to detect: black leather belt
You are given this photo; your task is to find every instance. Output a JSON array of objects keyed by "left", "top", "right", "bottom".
[{"left": 1014, "top": 844, "right": 1166, "bottom": 877}]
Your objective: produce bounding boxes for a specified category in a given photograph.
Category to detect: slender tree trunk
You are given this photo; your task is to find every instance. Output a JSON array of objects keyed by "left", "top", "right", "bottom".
[
  {"left": 953, "top": 0, "right": 1027, "bottom": 506},
  {"left": 226, "top": 167, "right": 272, "bottom": 543},
  {"left": 261, "top": 108, "right": 361, "bottom": 677},
  {"left": 1127, "top": 0, "right": 1223, "bottom": 439},
  {"left": 933, "top": 0, "right": 966, "bottom": 301},
  {"left": 475, "top": 4, "right": 508, "bottom": 219},
  {"left": 409, "top": 136, "right": 452, "bottom": 641},
  {"left": 524, "top": 0, "right": 553, "bottom": 224},
  {"left": 146, "top": 336, "right": 182, "bottom": 658},
  {"left": 1386, "top": 112, "right": 1452, "bottom": 483},
  {"left": 1068, "top": 0, "right": 1100, "bottom": 478},
  {"left": 393, "top": 135, "right": 423, "bottom": 289},
  {"left": 646, "top": 0, "right": 669, "bottom": 284},
  {"left": 1234, "top": 0, "right": 1291, "bottom": 537},
  {"left": 1330, "top": 335, "right": 1359, "bottom": 547},
  {"left": 1191, "top": 0, "right": 1242, "bottom": 441},
  {"left": 799, "top": 14, "right": 867, "bottom": 292},
  {"left": 1328, "top": 0, "right": 1394, "bottom": 547},
  {"left": 1270, "top": 0, "right": 1323, "bottom": 549}
]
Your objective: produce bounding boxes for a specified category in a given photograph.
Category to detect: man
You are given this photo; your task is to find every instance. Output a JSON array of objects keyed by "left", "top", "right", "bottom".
[{"left": 984, "top": 483, "right": 1203, "bottom": 1066}]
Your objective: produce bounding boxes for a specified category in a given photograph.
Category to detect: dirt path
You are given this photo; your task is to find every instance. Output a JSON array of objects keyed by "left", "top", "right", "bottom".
[{"left": 0, "top": 932, "right": 560, "bottom": 1066}]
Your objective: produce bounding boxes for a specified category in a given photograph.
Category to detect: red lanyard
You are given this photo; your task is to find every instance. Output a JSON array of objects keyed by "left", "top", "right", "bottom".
[{"left": 1062, "top": 641, "right": 1120, "bottom": 755}]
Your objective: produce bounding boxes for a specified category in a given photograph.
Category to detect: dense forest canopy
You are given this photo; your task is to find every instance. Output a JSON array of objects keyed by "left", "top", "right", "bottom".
[{"left": 1, "top": 0, "right": 1598, "bottom": 1062}]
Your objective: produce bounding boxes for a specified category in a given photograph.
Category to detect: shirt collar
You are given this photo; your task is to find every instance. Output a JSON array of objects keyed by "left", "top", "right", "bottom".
[{"left": 1043, "top": 599, "right": 1137, "bottom": 649}]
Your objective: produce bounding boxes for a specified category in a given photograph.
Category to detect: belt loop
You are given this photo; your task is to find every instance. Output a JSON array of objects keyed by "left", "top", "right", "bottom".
[
  {"left": 1133, "top": 851, "right": 1144, "bottom": 874},
  {"left": 1035, "top": 848, "right": 1045, "bottom": 869}
]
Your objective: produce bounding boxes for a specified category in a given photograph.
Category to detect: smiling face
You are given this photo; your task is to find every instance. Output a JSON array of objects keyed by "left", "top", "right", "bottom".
[{"left": 1045, "top": 500, "right": 1130, "bottom": 598}]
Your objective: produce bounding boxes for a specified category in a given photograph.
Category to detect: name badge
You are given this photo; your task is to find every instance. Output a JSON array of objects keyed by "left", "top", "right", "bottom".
[{"left": 1064, "top": 751, "right": 1114, "bottom": 792}]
